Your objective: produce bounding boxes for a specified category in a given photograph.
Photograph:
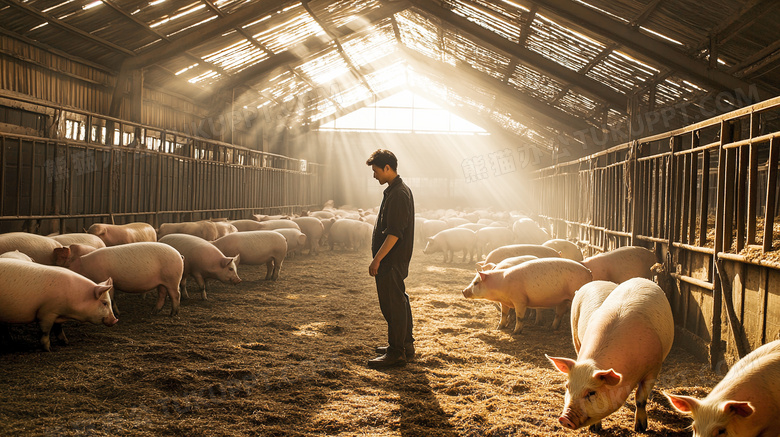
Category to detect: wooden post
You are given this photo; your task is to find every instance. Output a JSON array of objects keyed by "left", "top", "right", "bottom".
[
  {"left": 763, "top": 138, "right": 779, "bottom": 253},
  {"left": 746, "top": 113, "right": 760, "bottom": 245},
  {"left": 711, "top": 120, "right": 733, "bottom": 369}
]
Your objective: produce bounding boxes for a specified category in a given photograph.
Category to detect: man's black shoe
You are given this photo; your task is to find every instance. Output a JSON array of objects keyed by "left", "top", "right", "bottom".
[
  {"left": 367, "top": 352, "right": 406, "bottom": 369},
  {"left": 375, "top": 344, "right": 415, "bottom": 359}
]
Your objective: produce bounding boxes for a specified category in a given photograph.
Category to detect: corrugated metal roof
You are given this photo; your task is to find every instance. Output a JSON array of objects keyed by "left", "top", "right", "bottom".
[{"left": 0, "top": 0, "right": 777, "bottom": 154}]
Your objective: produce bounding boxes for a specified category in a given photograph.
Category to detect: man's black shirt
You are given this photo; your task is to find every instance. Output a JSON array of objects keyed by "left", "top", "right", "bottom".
[{"left": 372, "top": 176, "right": 415, "bottom": 278}]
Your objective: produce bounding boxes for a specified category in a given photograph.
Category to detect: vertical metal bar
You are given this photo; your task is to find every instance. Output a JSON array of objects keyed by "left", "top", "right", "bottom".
[
  {"left": 699, "top": 149, "right": 710, "bottom": 246},
  {"left": 736, "top": 143, "right": 749, "bottom": 252},
  {"left": 16, "top": 139, "right": 22, "bottom": 216},
  {"left": 670, "top": 137, "right": 682, "bottom": 245},
  {"left": 1, "top": 135, "right": 6, "bottom": 217},
  {"left": 763, "top": 138, "right": 778, "bottom": 253},
  {"left": 630, "top": 142, "right": 639, "bottom": 244},
  {"left": 746, "top": 112, "right": 761, "bottom": 245},
  {"left": 711, "top": 119, "right": 733, "bottom": 369},
  {"left": 724, "top": 147, "right": 737, "bottom": 253},
  {"left": 688, "top": 150, "right": 698, "bottom": 243}
]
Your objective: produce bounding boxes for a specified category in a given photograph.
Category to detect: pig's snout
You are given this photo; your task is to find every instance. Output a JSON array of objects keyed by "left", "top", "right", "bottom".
[
  {"left": 232, "top": 278, "right": 242, "bottom": 285},
  {"left": 104, "top": 316, "right": 119, "bottom": 327},
  {"left": 462, "top": 287, "right": 473, "bottom": 298},
  {"left": 558, "top": 416, "right": 576, "bottom": 430}
]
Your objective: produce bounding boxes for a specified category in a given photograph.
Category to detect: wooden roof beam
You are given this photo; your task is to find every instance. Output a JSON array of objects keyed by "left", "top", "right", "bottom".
[
  {"left": 402, "top": 47, "right": 590, "bottom": 133},
  {"left": 527, "top": 0, "right": 771, "bottom": 101},
  {"left": 406, "top": 0, "right": 627, "bottom": 110},
  {"left": 1, "top": 0, "right": 135, "bottom": 57}
]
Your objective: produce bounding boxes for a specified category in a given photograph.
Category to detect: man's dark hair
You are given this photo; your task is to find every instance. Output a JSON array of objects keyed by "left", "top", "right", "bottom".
[{"left": 366, "top": 149, "right": 398, "bottom": 172}]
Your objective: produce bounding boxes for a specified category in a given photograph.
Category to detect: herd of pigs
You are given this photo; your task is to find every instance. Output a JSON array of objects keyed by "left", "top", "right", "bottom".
[{"left": 0, "top": 207, "right": 778, "bottom": 436}]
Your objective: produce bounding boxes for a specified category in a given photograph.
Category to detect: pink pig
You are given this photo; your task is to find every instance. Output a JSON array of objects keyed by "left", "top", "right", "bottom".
[
  {"left": 212, "top": 230, "right": 287, "bottom": 280},
  {"left": 0, "top": 232, "right": 62, "bottom": 265},
  {"left": 547, "top": 278, "right": 674, "bottom": 432},
  {"left": 50, "top": 233, "right": 106, "bottom": 250},
  {"left": 580, "top": 246, "right": 657, "bottom": 283},
  {"left": 463, "top": 258, "right": 592, "bottom": 334},
  {"left": 0, "top": 259, "right": 116, "bottom": 351},
  {"left": 158, "top": 234, "right": 240, "bottom": 300},
  {"left": 477, "top": 244, "right": 561, "bottom": 270},
  {"left": 87, "top": 222, "right": 157, "bottom": 246},
  {"left": 665, "top": 339, "right": 780, "bottom": 437},
  {"left": 54, "top": 242, "right": 184, "bottom": 316}
]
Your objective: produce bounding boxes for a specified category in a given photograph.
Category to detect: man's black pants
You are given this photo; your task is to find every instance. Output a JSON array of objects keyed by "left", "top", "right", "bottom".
[{"left": 375, "top": 267, "right": 414, "bottom": 354}]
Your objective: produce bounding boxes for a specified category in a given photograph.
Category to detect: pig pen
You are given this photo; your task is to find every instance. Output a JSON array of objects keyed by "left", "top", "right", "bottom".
[{"left": 0, "top": 247, "right": 721, "bottom": 436}]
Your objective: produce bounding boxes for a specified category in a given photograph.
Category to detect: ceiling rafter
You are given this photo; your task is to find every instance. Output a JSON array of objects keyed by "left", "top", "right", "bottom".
[
  {"left": 406, "top": 0, "right": 627, "bottom": 111},
  {"left": 628, "top": 0, "right": 665, "bottom": 28},
  {"left": 210, "top": 2, "right": 408, "bottom": 99},
  {"left": 1, "top": 0, "right": 135, "bottom": 57},
  {"left": 301, "top": 0, "right": 376, "bottom": 96},
  {"left": 526, "top": 0, "right": 770, "bottom": 101},
  {"left": 402, "top": 47, "right": 590, "bottom": 133},
  {"left": 708, "top": 0, "right": 777, "bottom": 47}
]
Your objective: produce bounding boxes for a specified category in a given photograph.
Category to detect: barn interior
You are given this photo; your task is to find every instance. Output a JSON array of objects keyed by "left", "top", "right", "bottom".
[{"left": 1, "top": 0, "right": 780, "bottom": 434}]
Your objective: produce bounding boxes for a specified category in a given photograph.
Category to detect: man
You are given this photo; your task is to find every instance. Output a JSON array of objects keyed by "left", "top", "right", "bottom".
[{"left": 366, "top": 149, "right": 415, "bottom": 369}]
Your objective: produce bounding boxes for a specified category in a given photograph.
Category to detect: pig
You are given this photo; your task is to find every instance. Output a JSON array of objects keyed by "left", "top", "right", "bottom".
[
  {"left": 361, "top": 214, "right": 377, "bottom": 226},
  {"left": 424, "top": 228, "right": 477, "bottom": 263},
  {"left": 328, "top": 219, "right": 372, "bottom": 251},
  {"left": 458, "top": 223, "right": 487, "bottom": 232},
  {"left": 0, "top": 250, "right": 34, "bottom": 262},
  {"left": 0, "top": 232, "right": 62, "bottom": 265},
  {"left": 421, "top": 219, "right": 448, "bottom": 241},
  {"left": 512, "top": 218, "right": 548, "bottom": 244},
  {"left": 478, "top": 244, "right": 561, "bottom": 269},
  {"left": 212, "top": 220, "right": 238, "bottom": 238},
  {"left": 230, "top": 219, "right": 265, "bottom": 232},
  {"left": 291, "top": 217, "right": 324, "bottom": 255},
  {"left": 255, "top": 219, "right": 301, "bottom": 231},
  {"left": 157, "top": 220, "right": 218, "bottom": 241},
  {"left": 570, "top": 280, "right": 618, "bottom": 353},
  {"left": 274, "top": 228, "right": 307, "bottom": 256},
  {"left": 158, "top": 234, "right": 240, "bottom": 300},
  {"left": 543, "top": 239, "right": 583, "bottom": 262},
  {"left": 665, "top": 339, "right": 780, "bottom": 437},
  {"left": 54, "top": 242, "right": 184, "bottom": 316},
  {"left": 212, "top": 230, "right": 286, "bottom": 280},
  {"left": 87, "top": 222, "right": 156, "bottom": 246},
  {"left": 252, "top": 214, "right": 289, "bottom": 221},
  {"left": 462, "top": 258, "right": 592, "bottom": 334},
  {"left": 477, "top": 255, "right": 538, "bottom": 272},
  {"left": 0, "top": 259, "right": 116, "bottom": 351},
  {"left": 547, "top": 278, "right": 674, "bottom": 432},
  {"left": 476, "top": 226, "right": 516, "bottom": 259},
  {"left": 51, "top": 233, "right": 107, "bottom": 250},
  {"left": 581, "top": 246, "right": 656, "bottom": 283},
  {"left": 445, "top": 217, "right": 471, "bottom": 228},
  {"left": 309, "top": 210, "right": 335, "bottom": 220}
]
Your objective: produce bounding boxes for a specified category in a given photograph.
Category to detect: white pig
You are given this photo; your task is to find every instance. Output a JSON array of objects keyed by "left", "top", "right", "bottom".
[
  {"left": 463, "top": 258, "right": 592, "bottom": 334},
  {"left": 291, "top": 217, "right": 324, "bottom": 255},
  {"left": 543, "top": 239, "right": 584, "bottom": 262},
  {"left": 328, "top": 219, "right": 371, "bottom": 251},
  {"left": 212, "top": 231, "right": 286, "bottom": 280},
  {"left": 478, "top": 244, "right": 560, "bottom": 268},
  {"left": 511, "top": 218, "right": 548, "bottom": 244},
  {"left": 51, "top": 233, "right": 106, "bottom": 250},
  {"left": 547, "top": 278, "right": 674, "bottom": 432},
  {"left": 570, "top": 280, "right": 618, "bottom": 353},
  {"left": 424, "top": 228, "right": 477, "bottom": 263},
  {"left": 476, "top": 226, "right": 516, "bottom": 259},
  {"left": 158, "top": 220, "right": 218, "bottom": 241},
  {"left": 665, "top": 339, "right": 780, "bottom": 437},
  {"left": 0, "top": 232, "right": 62, "bottom": 265},
  {"left": 421, "top": 219, "right": 448, "bottom": 241},
  {"left": 0, "top": 259, "right": 116, "bottom": 351},
  {"left": 581, "top": 246, "right": 656, "bottom": 283},
  {"left": 54, "top": 242, "right": 184, "bottom": 316},
  {"left": 87, "top": 222, "right": 156, "bottom": 246},
  {"left": 274, "top": 228, "right": 307, "bottom": 256},
  {"left": 158, "top": 234, "right": 240, "bottom": 300},
  {"left": 0, "top": 250, "right": 34, "bottom": 262},
  {"left": 254, "top": 219, "right": 301, "bottom": 231},
  {"left": 478, "top": 255, "right": 538, "bottom": 272},
  {"left": 212, "top": 220, "right": 238, "bottom": 238}
]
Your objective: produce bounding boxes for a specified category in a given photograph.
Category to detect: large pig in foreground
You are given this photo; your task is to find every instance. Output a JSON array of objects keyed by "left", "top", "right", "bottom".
[
  {"left": 212, "top": 231, "right": 286, "bottom": 280},
  {"left": 543, "top": 239, "right": 584, "bottom": 262},
  {"left": 580, "top": 245, "right": 657, "bottom": 283},
  {"left": 424, "top": 228, "right": 477, "bottom": 263},
  {"left": 54, "top": 242, "right": 184, "bottom": 316},
  {"left": 665, "top": 339, "right": 780, "bottom": 437},
  {"left": 570, "top": 280, "right": 617, "bottom": 353},
  {"left": 547, "top": 277, "right": 674, "bottom": 432},
  {"left": 462, "top": 258, "right": 592, "bottom": 334},
  {"left": 0, "top": 259, "right": 116, "bottom": 351},
  {"left": 158, "top": 234, "right": 240, "bottom": 300},
  {"left": 50, "top": 233, "right": 106, "bottom": 250},
  {"left": 0, "top": 232, "right": 62, "bottom": 265},
  {"left": 87, "top": 222, "right": 156, "bottom": 246}
]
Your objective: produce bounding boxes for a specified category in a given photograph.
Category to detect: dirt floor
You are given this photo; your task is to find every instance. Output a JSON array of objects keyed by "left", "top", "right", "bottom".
[{"left": 0, "top": 245, "right": 722, "bottom": 436}]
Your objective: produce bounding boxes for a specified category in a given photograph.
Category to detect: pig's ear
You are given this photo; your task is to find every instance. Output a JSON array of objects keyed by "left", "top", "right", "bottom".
[
  {"left": 664, "top": 393, "right": 700, "bottom": 414},
  {"left": 53, "top": 247, "right": 71, "bottom": 266},
  {"left": 233, "top": 254, "right": 240, "bottom": 265},
  {"left": 220, "top": 257, "right": 232, "bottom": 268},
  {"left": 94, "top": 278, "right": 113, "bottom": 298},
  {"left": 594, "top": 369, "right": 622, "bottom": 386},
  {"left": 722, "top": 401, "right": 754, "bottom": 418},
  {"left": 546, "top": 355, "right": 576, "bottom": 374},
  {"left": 478, "top": 271, "right": 490, "bottom": 281}
]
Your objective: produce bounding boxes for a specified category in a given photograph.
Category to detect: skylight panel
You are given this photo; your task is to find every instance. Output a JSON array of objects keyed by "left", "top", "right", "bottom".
[
  {"left": 251, "top": 4, "right": 323, "bottom": 54},
  {"left": 296, "top": 49, "right": 351, "bottom": 86},
  {"left": 526, "top": 14, "right": 606, "bottom": 72},
  {"left": 397, "top": 10, "right": 442, "bottom": 61},
  {"left": 340, "top": 22, "right": 397, "bottom": 68},
  {"left": 364, "top": 60, "right": 407, "bottom": 94}
]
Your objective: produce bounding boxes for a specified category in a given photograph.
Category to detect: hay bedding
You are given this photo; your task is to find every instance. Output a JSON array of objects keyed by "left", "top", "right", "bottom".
[{"left": 0, "top": 247, "right": 720, "bottom": 436}]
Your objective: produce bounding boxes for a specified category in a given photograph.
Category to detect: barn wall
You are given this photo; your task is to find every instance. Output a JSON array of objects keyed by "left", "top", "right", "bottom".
[
  {"left": 295, "top": 130, "right": 538, "bottom": 212},
  {"left": 533, "top": 96, "right": 780, "bottom": 369}
]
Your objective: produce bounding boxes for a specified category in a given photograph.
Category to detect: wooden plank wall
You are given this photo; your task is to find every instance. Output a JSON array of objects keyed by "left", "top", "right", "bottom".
[{"left": 533, "top": 96, "right": 780, "bottom": 369}]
